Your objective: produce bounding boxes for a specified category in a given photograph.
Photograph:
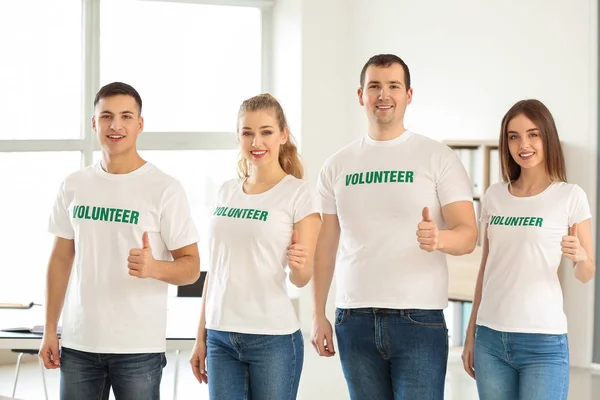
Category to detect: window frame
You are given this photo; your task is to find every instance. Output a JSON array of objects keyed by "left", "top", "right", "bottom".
[{"left": 0, "top": 0, "right": 273, "bottom": 166}]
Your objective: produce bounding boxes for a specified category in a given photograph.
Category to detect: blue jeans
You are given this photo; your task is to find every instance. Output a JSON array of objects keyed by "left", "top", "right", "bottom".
[
  {"left": 335, "top": 308, "right": 448, "bottom": 400},
  {"left": 59, "top": 347, "right": 166, "bottom": 400},
  {"left": 206, "top": 329, "right": 304, "bottom": 400},
  {"left": 474, "top": 325, "right": 569, "bottom": 400}
]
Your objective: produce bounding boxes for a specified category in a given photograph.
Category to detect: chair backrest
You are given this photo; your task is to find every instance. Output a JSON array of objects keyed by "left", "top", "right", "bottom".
[{"left": 177, "top": 271, "right": 207, "bottom": 297}]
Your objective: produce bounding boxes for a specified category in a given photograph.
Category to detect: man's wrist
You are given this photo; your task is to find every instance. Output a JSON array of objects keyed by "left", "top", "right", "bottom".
[
  {"left": 436, "top": 229, "right": 446, "bottom": 251},
  {"left": 149, "top": 259, "right": 162, "bottom": 279},
  {"left": 44, "top": 324, "right": 59, "bottom": 335}
]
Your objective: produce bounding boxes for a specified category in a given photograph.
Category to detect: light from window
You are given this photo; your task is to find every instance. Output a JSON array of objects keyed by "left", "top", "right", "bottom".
[
  {"left": 0, "top": 2, "right": 82, "bottom": 140},
  {"left": 0, "top": 152, "right": 81, "bottom": 302},
  {"left": 100, "top": 0, "right": 262, "bottom": 132}
]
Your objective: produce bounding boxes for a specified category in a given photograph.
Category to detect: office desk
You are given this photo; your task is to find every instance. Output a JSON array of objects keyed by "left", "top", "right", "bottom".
[
  {"left": 0, "top": 297, "right": 201, "bottom": 350},
  {"left": 0, "top": 297, "right": 202, "bottom": 400}
]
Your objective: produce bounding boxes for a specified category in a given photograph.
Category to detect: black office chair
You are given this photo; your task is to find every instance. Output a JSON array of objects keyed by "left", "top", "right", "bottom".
[
  {"left": 177, "top": 271, "right": 207, "bottom": 297},
  {"left": 172, "top": 271, "right": 207, "bottom": 400},
  {"left": 11, "top": 349, "right": 48, "bottom": 400}
]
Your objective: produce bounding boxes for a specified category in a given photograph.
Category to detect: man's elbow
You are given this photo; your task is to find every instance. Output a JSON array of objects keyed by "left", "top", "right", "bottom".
[
  {"left": 455, "top": 226, "right": 478, "bottom": 255},
  {"left": 466, "top": 229, "right": 478, "bottom": 253},
  {"left": 182, "top": 255, "right": 201, "bottom": 285}
]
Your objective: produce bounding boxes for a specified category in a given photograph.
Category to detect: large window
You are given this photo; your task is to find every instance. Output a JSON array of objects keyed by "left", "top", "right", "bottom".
[
  {"left": 0, "top": 153, "right": 82, "bottom": 301},
  {"left": 100, "top": 0, "right": 262, "bottom": 132},
  {"left": 0, "top": 1, "right": 82, "bottom": 140},
  {"left": 0, "top": 0, "right": 270, "bottom": 302}
]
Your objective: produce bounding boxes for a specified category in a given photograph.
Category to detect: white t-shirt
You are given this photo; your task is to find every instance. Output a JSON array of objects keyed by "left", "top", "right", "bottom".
[
  {"left": 317, "top": 131, "right": 473, "bottom": 309},
  {"left": 205, "top": 175, "right": 321, "bottom": 335},
  {"left": 476, "top": 181, "right": 591, "bottom": 334},
  {"left": 48, "top": 162, "right": 199, "bottom": 353}
]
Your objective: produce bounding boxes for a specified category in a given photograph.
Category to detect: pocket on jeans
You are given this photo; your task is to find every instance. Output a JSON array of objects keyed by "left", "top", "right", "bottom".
[
  {"left": 406, "top": 310, "right": 446, "bottom": 327},
  {"left": 334, "top": 308, "right": 347, "bottom": 326}
]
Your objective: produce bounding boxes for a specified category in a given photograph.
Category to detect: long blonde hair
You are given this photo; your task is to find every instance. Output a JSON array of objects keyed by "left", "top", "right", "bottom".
[{"left": 236, "top": 93, "right": 304, "bottom": 179}]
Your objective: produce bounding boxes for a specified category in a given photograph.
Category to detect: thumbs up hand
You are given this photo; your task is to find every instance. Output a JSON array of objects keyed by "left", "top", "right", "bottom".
[
  {"left": 287, "top": 230, "right": 308, "bottom": 270},
  {"left": 128, "top": 232, "right": 157, "bottom": 278},
  {"left": 417, "top": 207, "right": 439, "bottom": 252},
  {"left": 561, "top": 223, "right": 586, "bottom": 263}
]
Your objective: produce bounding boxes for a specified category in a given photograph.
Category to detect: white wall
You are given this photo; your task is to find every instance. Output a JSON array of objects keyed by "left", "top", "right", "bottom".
[
  {"left": 273, "top": 0, "right": 598, "bottom": 368},
  {"left": 346, "top": 0, "right": 598, "bottom": 368},
  {"left": 273, "top": 0, "right": 355, "bottom": 328},
  {"left": 271, "top": 0, "right": 302, "bottom": 136}
]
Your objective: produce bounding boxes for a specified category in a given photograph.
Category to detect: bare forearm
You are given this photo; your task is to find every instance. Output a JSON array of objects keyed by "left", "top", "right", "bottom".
[
  {"left": 466, "top": 234, "right": 489, "bottom": 338},
  {"left": 466, "top": 268, "right": 485, "bottom": 337},
  {"left": 574, "top": 258, "right": 595, "bottom": 283},
  {"left": 45, "top": 262, "right": 73, "bottom": 333},
  {"left": 312, "top": 253, "right": 336, "bottom": 317},
  {"left": 196, "top": 275, "right": 209, "bottom": 341},
  {"left": 152, "top": 255, "right": 200, "bottom": 285},
  {"left": 438, "top": 224, "right": 477, "bottom": 256},
  {"left": 312, "top": 214, "right": 340, "bottom": 317},
  {"left": 289, "top": 262, "right": 313, "bottom": 288}
]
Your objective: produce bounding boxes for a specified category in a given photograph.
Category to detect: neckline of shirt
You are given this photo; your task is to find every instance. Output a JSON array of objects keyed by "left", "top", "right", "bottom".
[
  {"left": 364, "top": 130, "right": 412, "bottom": 147},
  {"left": 238, "top": 174, "right": 293, "bottom": 197},
  {"left": 504, "top": 181, "right": 561, "bottom": 200},
  {"left": 93, "top": 161, "right": 153, "bottom": 180}
]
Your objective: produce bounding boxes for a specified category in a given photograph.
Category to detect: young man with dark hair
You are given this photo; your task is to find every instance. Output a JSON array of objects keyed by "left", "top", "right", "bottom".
[
  {"left": 40, "top": 82, "right": 200, "bottom": 399},
  {"left": 311, "top": 54, "right": 477, "bottom": 399}
]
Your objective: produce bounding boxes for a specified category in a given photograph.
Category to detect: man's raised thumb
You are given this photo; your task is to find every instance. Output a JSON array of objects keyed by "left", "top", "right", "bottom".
[
  {"left": 142, "top": 232, "right": 150, "bottom": 249},
  {"left": 422, "top": 207, "right": 432, "bottom": 222}
]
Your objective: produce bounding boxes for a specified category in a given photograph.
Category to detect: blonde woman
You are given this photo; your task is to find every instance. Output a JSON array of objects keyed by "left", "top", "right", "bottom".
[{"left": 190, "top": 94, "right": 322, "bottom": 399}]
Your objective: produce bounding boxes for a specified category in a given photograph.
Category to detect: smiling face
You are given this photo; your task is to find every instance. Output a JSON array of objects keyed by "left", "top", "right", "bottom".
[
  {"left": 92, "top": 94, "right": 143, "bottom": 157},
  {"left": 357, "top": 63, "right": 413, "bottom": 128},
  {"left": 238, "top": 109, "right": 288, "bottom": 170},
  {"left": 506, "top": 113, "right": 545, "bottom": 173},
  {"left": 499, "top": 99, "right": 567, "bottom": 183}
]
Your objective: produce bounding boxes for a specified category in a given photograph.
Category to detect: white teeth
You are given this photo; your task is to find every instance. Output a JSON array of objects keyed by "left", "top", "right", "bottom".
[
  {"left": 108, "top": 135, "right": 124, "bottom": 139},
  {"left": 520, "top": 152, "right": 534, "bottom": 157},
  {"left": 252, "top": 151, "right": 266, "bottom": 155},
  {"left": 377, "top": 105, "right": 392, "bottom": 109}
]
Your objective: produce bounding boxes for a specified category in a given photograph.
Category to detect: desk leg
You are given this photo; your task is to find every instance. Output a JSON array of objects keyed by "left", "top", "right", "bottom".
[
  {"left": 12, "top": 352, "right": 24, "bottom": 397},
  {"left": 173, "top": 349, "right": 180, "bottom": 400},
  {"left": 39, "top": 357, "right": 49, "bottom": 400},
  {"left": 451, "top": 302, "right": 464, "bottom": 347}
]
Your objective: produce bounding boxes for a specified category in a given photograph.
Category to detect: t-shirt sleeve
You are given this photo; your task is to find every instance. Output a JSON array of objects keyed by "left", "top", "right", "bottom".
[
  {"left": 48, "top": 180, "right": 74, "bottom": 240},
  {"left": 436, "top": 149, "right": 474, "bottom": 207},
  {"left": 568, "top": 184, "right": 592, "bottom": 227},
  {"left": 316, "top": 160, "right": 337, "bottom": 215},
  {"left": 293, "top": 182, "right": 322, "bottom": 223},
  {"left": 160, "top": 181, "right": 200, "bottom": 251}
]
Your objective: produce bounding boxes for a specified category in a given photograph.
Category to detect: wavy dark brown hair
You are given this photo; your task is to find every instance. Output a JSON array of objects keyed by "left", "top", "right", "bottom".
[{"left": 499, "top": 99, "right": 566, "bottom": 183}]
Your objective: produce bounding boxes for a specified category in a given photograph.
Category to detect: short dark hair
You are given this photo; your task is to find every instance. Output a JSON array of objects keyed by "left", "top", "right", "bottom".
[
  {"left": 94, "top": 82, "right": 142, "bottom": 114},
  {"left": 359, "top": 54, "right": 411, "bottom": 89}
]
